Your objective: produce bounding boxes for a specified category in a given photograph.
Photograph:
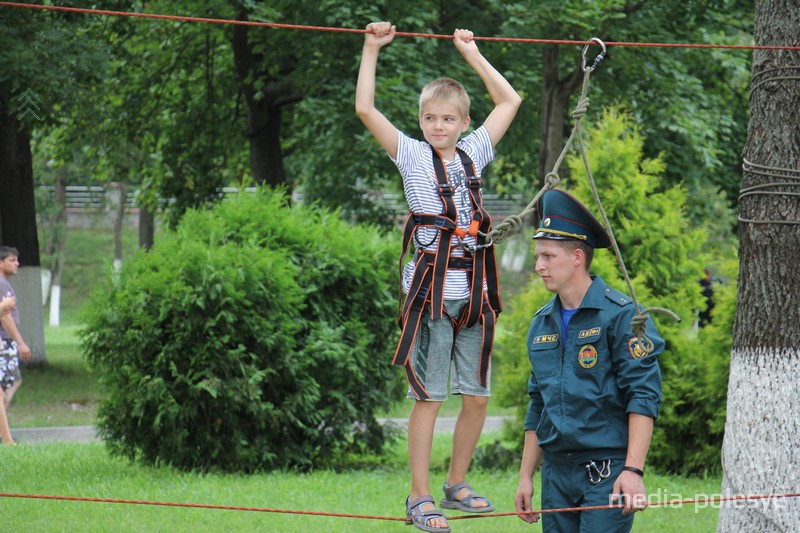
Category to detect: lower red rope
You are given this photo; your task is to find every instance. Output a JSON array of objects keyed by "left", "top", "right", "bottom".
[{"left": 1, "top": 492, "right": 798, "bottom": 523}]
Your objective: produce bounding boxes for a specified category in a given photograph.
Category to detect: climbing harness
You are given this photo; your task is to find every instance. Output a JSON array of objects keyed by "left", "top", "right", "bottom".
[
  {"left": 487, "top": 37, "right": 680, "bottom": 349},
  {"left": 392, "top": 148, "right": 501, "bottom": 400}
]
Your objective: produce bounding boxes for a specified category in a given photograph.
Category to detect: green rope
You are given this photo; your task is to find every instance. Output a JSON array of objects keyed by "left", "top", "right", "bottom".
[{"left": 486, "top": 38, "right": 680, "bottom": 351}]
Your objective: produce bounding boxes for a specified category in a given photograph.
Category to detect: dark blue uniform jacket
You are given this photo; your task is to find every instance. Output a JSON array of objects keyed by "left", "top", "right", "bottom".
[{"left": 524, "top": 275, "right": 663, "bottom": 454}]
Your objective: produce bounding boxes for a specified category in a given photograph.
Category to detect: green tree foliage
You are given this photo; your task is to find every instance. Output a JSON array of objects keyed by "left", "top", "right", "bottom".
[
  {"left": 493, "top": 108, "right": 733, "bottom": 475},
  {"left": 81, "top": 188, "right": 403, "bottom": 471},
  {"left": 497, "top": 1, "right": 751, "bottom": 221},
  {"left": 13, "top": 0, "right": 752, "bottom": 236}
]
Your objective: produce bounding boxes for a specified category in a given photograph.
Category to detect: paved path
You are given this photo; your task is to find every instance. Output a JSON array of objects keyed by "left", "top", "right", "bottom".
[{"left": 12, "top": 416, "right": 511, "bottom": 443}]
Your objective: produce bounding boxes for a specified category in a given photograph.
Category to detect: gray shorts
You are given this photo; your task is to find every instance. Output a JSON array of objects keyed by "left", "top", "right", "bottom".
[
  {"left": 407, "top": 298, "right": 492, "bottom": 401},
  {"left": 0, "top": 339, "right": 21, "bottom": 391}
]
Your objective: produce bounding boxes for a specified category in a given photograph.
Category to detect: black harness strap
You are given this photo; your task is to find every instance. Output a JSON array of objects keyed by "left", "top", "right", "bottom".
[
  {"left": 430, "top": 154, "right": 458, "bottom": 321},
  {"left": 393, "top": 148, "right": 502, "bottom": 399}
]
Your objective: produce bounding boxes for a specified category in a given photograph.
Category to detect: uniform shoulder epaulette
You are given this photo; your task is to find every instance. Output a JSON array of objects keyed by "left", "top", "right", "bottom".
[
  {"left": 603, "top": 287, "right": 631, "bottom": 307},
  {"left": 533, "top": 300, "right": 554, "bottom": 317}
]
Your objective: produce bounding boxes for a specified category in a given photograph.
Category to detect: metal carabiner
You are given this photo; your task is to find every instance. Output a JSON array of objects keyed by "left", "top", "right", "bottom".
[
  {"left": 585, "top": 459, "right": 612, "bottom": 485},
  {"left": 581, "top": 37, "right": 607, "bottom": 72},
  {"left": 456, "top": 234, "right": 494, "bottom": 253}
]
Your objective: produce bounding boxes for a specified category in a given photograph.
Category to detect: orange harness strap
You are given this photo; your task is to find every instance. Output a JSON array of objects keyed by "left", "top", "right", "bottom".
[{"left": 392, "top": 148, "right": 501, "bottom": 400}]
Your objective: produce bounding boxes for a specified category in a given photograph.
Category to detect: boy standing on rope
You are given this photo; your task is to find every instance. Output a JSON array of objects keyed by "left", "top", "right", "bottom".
[
  {"left": 356, "top": 21, "right": 520, "bottom": 533},
  {"left": 514, "top": 189, "right": 663, "bottom": 532}
]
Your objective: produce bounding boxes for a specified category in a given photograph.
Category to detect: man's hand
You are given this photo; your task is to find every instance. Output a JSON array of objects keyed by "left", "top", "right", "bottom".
[
  {"left": 364, "top": 21, "right": 395, "bottom": 49},
  {"left": 515, "top": 478, "right": 540, "bottom": 524},
  {"left": 611, "top": 470, "right": 648, "bottom": 516}
]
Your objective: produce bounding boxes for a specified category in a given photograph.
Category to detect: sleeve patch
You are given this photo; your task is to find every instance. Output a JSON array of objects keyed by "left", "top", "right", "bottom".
[{"left": 628, "top": 336, "right": 654, "bottom": 359}]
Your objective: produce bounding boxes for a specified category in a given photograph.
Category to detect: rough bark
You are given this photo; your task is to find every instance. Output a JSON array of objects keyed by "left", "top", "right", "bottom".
[
  {"left": 718, "top": 1, "right": 800, "bottom": 531},
  {"left": 0, "top": 86, "right": 46, "bottom": 363},
  {"left": 232, "top": 10, "right": 301, "bottom": 188},
  {"left": 538, "top": 45, "right": 584, "bottom": 186},
  {"left": 0, "top": 87, "right": 41, "bottom": 266}
]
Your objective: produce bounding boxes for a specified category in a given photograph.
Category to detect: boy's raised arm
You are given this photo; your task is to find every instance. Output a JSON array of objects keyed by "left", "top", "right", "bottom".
[
  {"left": 356, "top": 22, "right": 399, "bottom": 159},
  {"left": 453, "top": 29, "right": 521, "bottom": 147}
]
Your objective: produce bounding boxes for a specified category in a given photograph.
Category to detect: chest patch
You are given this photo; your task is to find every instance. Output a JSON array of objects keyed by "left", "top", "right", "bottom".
[
  {"left": 578, "top": 327, "right": 601, "bottom": 339},
  {"left": 578, "top": 345, "right": 598, "bottom": 368},
  {"left": 533, "top": 334, "right": 559, "bottom": 344}
]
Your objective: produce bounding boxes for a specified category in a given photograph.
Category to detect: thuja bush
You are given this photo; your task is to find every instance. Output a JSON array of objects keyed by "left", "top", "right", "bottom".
[{"left": 81, "top": 188, "right": 403, "bottom": 472}]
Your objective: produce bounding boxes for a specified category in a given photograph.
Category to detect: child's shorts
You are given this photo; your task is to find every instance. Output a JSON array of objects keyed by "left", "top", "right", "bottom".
[
  {"left": 0, "top": 339, "right": 21, "bottom": 392},
  {"left": 406, "top": 298, "right": 492, "bottom": 401}
]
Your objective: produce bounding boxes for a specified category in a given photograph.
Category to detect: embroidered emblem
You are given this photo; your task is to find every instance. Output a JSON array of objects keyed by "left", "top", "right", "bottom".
[
  {"left": 578, "top": 345, "right": 598, "bottom": 368},
  {"left": 533, "top": 334, "right": 558, "bottom": 344},
  {"left": 578, "top": 327, "right": 601, "bottom": 339},
  {"left": 628, "top": 337, "right": 652, "bottom": 359}
]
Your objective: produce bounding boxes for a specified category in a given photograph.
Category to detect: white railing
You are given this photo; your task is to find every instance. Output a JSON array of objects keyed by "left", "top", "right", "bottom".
[{"left": 39, "top": 186, "right": 526, "bottom": 218}]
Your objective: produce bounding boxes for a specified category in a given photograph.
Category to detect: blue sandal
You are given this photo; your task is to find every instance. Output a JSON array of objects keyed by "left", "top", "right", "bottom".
[
  {"left": 439, "top": 481, "right": 495, "bottom": 513},
  {"left": 406, "top": 495, "right": 451, "bottom": 533}
]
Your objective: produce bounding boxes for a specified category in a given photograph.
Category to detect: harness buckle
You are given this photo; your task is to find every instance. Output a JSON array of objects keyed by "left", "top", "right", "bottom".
[
  {"left": 437, "top": 184, "right": 454, "bottom": 197},
  {"left": 585, "top": 459, "right": 612, "bottom": 485},
  {"left": 434, "top": 216, "right": 449, "bottom": 228},
  {"left": 456, "top": 235, "right": 494, "bottom": 253}
]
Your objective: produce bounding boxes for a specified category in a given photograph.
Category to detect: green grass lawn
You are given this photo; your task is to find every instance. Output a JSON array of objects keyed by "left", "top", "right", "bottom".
[
  {"left": 4, "top": 227, "right": 725, "bottom": 531},
  {"left": 9, "top": 325, "right": 101, "bottom": 428},
  {"left": 0, "top": 435, "right": 722, "bottom": 532}
]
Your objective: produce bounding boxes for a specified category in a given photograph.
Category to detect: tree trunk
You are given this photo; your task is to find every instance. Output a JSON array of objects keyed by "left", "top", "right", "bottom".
[
  {"left": 0, "top": 86, "right": 46, "bottom": 363},
  {"left": 138, "top": 203, "right": 155, "bottom": 251},
  {"left": 538, "top": 45, "right": 584, "bottom": 186},
  {"left": 718, "top": 1, "right": 800, "bottom": 531},
  {"left": 105, "top": 182, "right": 125, "bottom": 274},
  {"left": 48, "top": 167, "right": 68, "bottom": 327},
  {"left": 232, "top": 11, "right": 300, "bottom": 188}
]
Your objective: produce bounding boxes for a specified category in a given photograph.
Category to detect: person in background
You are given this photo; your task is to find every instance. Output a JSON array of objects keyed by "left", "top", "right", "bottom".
[
  {"left": 0, "top": 291, "right": 18, "bottom": 444},
  {"left": 698, "top": 268, "right": 715, "bottom": 327},
  {"left": 0, "top": 246, "right": 31, "bottom": 411}
]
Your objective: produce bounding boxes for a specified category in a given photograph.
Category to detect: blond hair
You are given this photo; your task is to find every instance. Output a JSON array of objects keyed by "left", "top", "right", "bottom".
[{"left": 418, "top": 78, "right": 470, "bottom": 119}]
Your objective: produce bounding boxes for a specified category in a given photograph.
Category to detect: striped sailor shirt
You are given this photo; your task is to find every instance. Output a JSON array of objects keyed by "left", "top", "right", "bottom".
[{"left": 390, "top": 126, "right": 495, "bottom": 300}]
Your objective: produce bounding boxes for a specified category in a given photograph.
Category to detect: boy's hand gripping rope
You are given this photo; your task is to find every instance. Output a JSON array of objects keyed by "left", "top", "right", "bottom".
[{"left": 487, "top": 38, "right": 680, "bottom": 351}]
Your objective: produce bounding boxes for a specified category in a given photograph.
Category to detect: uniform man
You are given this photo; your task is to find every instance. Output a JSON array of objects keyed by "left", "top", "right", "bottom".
[{"left": 514, "top": 189, "right": 664, "bottom": 532}]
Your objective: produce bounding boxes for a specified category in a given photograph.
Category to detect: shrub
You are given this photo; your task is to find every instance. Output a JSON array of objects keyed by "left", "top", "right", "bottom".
[{"left": 81, "top": 188, "right": 403, "bottom": 472}]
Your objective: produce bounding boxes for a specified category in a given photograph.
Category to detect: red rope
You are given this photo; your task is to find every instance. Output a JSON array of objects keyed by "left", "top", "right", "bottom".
[
  {"left": 2, "top": 1, "right": 800, "bottom": 51},
  {"left": 0, "top": 492, "right": 408, "bottom": 522},
  {"left": 1, "top": 491, "right": 798, "bottom": 523}
]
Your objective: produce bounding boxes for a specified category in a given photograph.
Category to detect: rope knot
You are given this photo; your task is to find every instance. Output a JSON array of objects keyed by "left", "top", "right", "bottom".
[
  {"left": 572, "top": 96, "right": 589, "bottom": 119},
  {"left": 544, "top": 172, "right": 561, "bottom": 187},
  {"left": 487, "top": 214, "right": 523, "bottom": 245},
  {"left": 629, "top": 306, "right": 682, "bottom": 356}
]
